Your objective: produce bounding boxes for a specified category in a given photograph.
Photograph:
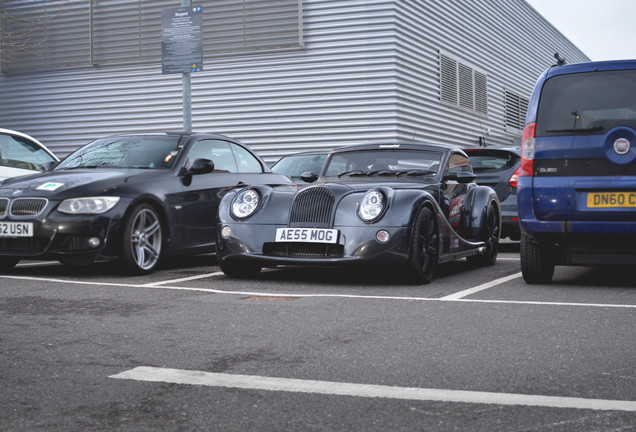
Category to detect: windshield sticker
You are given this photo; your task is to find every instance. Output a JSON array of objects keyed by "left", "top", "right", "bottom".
[{"left": 36, "top": 182, "right": 65, "bottom": 191}]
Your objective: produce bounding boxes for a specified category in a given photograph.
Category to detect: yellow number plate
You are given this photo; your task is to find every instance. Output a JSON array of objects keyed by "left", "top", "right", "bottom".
[{"left": 587, "top": 192, "right": 636, "bottom": 208}]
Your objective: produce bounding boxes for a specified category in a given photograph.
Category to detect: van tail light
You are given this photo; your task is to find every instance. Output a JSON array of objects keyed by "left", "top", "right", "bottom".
[
  {"left": 520, "top": 122, "right": 536, "bottom": 177},
  {"left": 509, "top": 166, "right": 520, "bottom": 188}
]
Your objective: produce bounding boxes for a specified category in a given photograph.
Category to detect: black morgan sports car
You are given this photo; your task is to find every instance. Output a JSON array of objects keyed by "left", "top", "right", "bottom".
[
  {"left": 216, "top": 142, "right": 501, "bottom": 284},
  {"left": 0, "top": 132, "right": 291, "bottom": 274}
]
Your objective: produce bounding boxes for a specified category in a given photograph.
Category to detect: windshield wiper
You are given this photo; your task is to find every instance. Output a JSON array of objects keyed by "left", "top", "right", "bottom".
[
  {"left": 398, "top": 169, "right": 435, "bottom": 176},
  {"left": 338, "top": 169, "right": 365, "bottom": 177},
  {"left": 546, "top": 126, "right": 604, "bottom": 134},
  {"left": 59, "top": 164, "right": 109, "bottom": 170},
  {"left": 366, "top": 169, "right": 399, "bottom": 176}
]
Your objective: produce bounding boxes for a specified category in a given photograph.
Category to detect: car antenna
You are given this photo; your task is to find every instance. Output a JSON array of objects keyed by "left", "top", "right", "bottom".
[{"left": 553, "top": 53, "right": 566, "bottom": 66}]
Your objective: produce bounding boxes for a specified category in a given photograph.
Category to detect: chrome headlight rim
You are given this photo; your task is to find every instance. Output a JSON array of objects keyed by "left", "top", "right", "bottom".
[
  {"left": 230, "top": 188, "right": 262, "bottom": 220},
  {"left": 58, "top": 196, "right": 121, "bottom": 215},
  {"left": 358, "top": 189, "right": 387, "bottom": 223}
]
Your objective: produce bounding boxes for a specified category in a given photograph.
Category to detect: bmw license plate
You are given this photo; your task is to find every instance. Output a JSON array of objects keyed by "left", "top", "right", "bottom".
[
  {"left": 587, "top": 192, "right": 636, "bottom": 208},
  {"left": 0, "top": 221, "right": 34, "bottom": 237},
  {"left": 275, "top": 228, "right": 339, "bottom": 244}
]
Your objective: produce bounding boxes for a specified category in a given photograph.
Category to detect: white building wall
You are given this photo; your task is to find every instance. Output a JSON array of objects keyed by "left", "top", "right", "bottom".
[{"left": 0, "top": 0, "right": 589, "bottom": 161}]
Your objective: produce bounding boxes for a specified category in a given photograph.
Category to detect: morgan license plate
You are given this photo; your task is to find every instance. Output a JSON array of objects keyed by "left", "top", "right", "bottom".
[
  {"left": 0, "top": 221, "right": 34, "bottom": 237},
  {"left": 275, "top": 228, "right": 339, "bottom": 244}
]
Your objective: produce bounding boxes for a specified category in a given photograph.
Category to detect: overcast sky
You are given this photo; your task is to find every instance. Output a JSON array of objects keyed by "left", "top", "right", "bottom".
[{"left": 525, "top": 0, "right": 636, "bottom": 61}]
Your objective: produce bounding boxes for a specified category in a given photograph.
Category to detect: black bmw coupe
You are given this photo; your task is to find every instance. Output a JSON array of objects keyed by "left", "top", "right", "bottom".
[
  {"left": 0, "top": 132, "right": 291, "bottom": 274},
  {"left": 217, "top": 142, "right": 501, "bottom": 284}
]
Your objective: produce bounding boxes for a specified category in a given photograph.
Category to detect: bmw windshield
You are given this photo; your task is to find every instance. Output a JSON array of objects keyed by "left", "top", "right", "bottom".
[{"left": 56, "top": 136, "right": 182, "bottom": 170}]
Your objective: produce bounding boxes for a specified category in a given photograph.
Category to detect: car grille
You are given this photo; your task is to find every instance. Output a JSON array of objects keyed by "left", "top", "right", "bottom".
[
  {"left": 0, "top": 237, "right": 47, "bottom": 254},
  {"left": 289, "top": 187, "right": 334, "bottom": 227},
  {"left": 9, "top": 198, "right": 48, "bottom": 217},
  {"left": 0, "top": 198, "right": 7, "bottom": 216},
  {"left": 263, "top": 242, "right": 344, "bottom": 258}
]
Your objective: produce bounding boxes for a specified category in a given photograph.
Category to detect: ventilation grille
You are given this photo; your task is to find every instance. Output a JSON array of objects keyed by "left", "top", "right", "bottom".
[
  {"left": 505, "top": 90, "right": 529, "bottom": 132},
  {"left": 263, "top": 243, "right": 344, "bottom": 258},
  {"left": 10, "top": 198, "right": 48, "bottom": 217},
  {"left": 440, "top": 53, "right": 488, "bottom": 115},
  {"left": 0, "top": 198, "right": 8, "bottom": 216},
  {"left": 289, "top": 187, "right": 335, "bottom": 227}
]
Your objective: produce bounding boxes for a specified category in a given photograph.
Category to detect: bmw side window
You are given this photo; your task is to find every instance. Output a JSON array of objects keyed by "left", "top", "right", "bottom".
[
  {"left": 190, "top": 140, "right": 238, "bottom": 173},
  {"left": 230, "top": 143, "right": 263, "bottom": 173}
]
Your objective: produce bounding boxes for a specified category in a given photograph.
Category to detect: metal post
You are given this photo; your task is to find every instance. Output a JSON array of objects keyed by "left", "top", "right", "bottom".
[{"left": 182, "top": 0, "right": 192, "bottom": 133}]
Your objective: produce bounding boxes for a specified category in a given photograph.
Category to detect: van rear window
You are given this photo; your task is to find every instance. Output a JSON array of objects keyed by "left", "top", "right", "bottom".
[{"left": 536, "top": 70, "right": 636, "bottom": 136}]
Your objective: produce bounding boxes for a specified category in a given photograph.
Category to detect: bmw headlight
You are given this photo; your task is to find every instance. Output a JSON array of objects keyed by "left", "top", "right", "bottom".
[
  {"left": 231, "top": 188, "right": 261, "bottom": 219},
  {"left": 358, "top": 189, "right": 386, "bottom": 222},
  {"left": 58, "top": 197, "right": 120, "bottom": 214}
]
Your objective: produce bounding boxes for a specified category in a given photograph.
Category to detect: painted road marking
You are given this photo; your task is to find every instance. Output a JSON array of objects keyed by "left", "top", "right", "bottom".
[
  {"left": 440, "top": 272, "right": 522, "bottom": 300},
  {"left": 1, "top": 273, "right": 635, "bottom": 309},
  {"left": 142, "top": 272, "right": 224, "bottom": 286},
  {"left": 110, "top": 367, "right": 636, "bottom": 412}
]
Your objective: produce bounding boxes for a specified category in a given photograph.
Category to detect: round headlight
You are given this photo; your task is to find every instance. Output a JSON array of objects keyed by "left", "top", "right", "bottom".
[
  {"left": 231, "top": 188, "right": 261, "bottom": 219},
  {"left": 358, "top": 189, "right": 386, "bottom": 222}
]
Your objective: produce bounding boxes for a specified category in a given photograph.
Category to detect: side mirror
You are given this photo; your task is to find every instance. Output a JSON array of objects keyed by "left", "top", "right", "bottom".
[
  {"left": 189, "top": 158, "right": 215, "bottom": 175},
  {"left": 300, "top": 171, "right": 319, "bottom": 183},
  {"left": 41, "top": 161, "right": 58, "bottom": 172},
  {"left": 444, "top": 172, "right": 476, "bottom": 183}
]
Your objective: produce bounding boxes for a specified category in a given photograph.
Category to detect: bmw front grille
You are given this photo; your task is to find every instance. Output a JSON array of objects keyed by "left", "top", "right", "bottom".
[{"left": 9, "top": 198, "right": 48, "bottom": 217}]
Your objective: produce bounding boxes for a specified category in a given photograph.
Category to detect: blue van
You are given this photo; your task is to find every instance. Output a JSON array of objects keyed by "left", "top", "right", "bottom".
[{"left": 518, "top": 60, "right": 636, "bottom": 283}]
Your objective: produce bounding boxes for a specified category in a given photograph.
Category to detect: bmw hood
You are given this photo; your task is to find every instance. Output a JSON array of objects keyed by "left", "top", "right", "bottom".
[{"left": 0, "top": 169, "right": 161, "bottom": 199}]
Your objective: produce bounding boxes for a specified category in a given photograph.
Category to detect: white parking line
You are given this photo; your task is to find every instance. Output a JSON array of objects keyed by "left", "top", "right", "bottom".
[
  {"left": 110, "top": 366, "right": 636, "bottom": 412},
  {"left": 440, "top": 272, "right": 522, "bottom": 300},
  {"left": 2, "top": 273, "right": 635, "bottom": 309},
  {"left": 142, "top": 272, "right": 224, "bottom": 286}
]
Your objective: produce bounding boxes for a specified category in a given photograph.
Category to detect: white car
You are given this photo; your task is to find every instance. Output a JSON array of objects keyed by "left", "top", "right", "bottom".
[{"left": 0, "top": 128, "right": 59, "bottom": 181}]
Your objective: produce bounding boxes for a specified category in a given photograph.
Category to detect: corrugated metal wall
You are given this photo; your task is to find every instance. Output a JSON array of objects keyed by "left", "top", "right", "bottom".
[
  {"left": 0, "top": 0, "right": 589, "bottom": 161},
  {"left": 392, "top": 0, "right": 589, "bottom": 148}
]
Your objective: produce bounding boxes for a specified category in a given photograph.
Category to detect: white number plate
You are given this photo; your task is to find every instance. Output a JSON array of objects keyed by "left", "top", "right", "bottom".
[
  {"left": 275, "top": 228, "right": 339, "bottom": 244},
  {"left": 0, "top": 222, "right": 34, "bottom": 237}
]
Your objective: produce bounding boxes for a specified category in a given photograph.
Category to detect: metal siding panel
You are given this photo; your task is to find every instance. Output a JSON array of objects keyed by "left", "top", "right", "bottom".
[
  {"left": 393, "top": 0, "right": 589, "bottom": 148},
  {"left": 0, "top": 0, "right": 589, "bottom": 162}
]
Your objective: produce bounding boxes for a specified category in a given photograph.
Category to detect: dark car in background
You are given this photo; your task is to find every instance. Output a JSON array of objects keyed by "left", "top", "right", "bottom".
[
  {"left": 0, "top": 132, "right": 291, "bottom": 274},
  {"left": 270, "top": 150, "right": 329, "bottom": 187},
  {"left": 465, "top": 147, "right": 521, "bottom": 240},
  {"left": 217, "top": 142, "right": 501, "bottom": 284},
  {"left": 518, "top": 59, "right": 636, "bottom": 283}
]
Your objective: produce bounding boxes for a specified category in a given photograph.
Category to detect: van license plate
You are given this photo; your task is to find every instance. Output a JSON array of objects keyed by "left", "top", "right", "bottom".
[
  {"left": 0, "top": 222, "right": 34, "bottom": 237},
  {"left": 275, "top": 228, "right": 339, "bottom": 243},
  {"left": 587, "top": 192, "right": 636, "bottom": 208}
]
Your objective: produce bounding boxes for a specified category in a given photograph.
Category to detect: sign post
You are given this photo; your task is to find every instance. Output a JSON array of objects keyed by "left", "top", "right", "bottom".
[{"left": 161, "top": 2, "right": 202, "bottom": 133}]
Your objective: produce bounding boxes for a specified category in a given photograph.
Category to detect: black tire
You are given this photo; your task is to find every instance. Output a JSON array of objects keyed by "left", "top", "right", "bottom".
[
  {"left": 0, "top": 258, "right": 19, "bottom": 272},
  {"left": 120, "top": 203, "right": 163, "bottom": 275},
  {"left": 218, "top": 257, "right": 261, "bottom": 278},
  {"left": 467, "top": 204, "right": 499, "bottom": 266},
  {"left": 406, "top": 206, "right": 439, "bottom": 284},
  {"left": 520, "top": 233, "right": 554, "bottom": 284}
]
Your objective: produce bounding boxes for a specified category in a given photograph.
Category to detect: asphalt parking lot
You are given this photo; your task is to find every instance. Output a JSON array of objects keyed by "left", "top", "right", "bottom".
[{"left": 1, "top": 243, "right": 635, "bottom": 431}]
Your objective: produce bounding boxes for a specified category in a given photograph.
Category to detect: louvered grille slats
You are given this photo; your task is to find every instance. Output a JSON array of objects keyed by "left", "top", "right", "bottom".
[
  {"left": 8, "top": 198, "right": 48, "bottom": 217},
  {"left": 0, "top": 198, "right": 8, "bottom": 216},
  {"left": 289, "top": 187, "right": 334, "bottom": 227}
]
